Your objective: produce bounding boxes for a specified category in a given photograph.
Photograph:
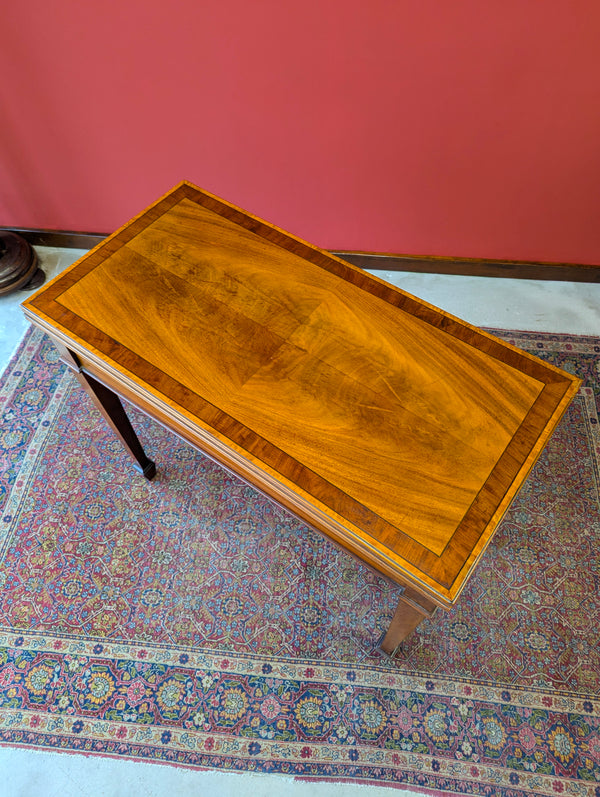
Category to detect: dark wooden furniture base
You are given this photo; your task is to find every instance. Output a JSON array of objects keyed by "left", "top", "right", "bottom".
[{"left": 0, "top": 230, "right": 45, "bottom": 295}]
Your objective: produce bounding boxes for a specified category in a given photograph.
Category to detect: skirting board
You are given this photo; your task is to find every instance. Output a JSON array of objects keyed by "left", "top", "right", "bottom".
[
  {"left": 337, "top": 251, "right": 600, "bottom": 283},
  {"left": 3, "top": 227, "right": 600, "bottom": 282}
]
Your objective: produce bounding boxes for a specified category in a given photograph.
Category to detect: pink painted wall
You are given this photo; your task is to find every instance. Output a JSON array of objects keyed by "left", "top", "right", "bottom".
[{"left": 2, "top": 1, "right": 600, "bottom": 263}]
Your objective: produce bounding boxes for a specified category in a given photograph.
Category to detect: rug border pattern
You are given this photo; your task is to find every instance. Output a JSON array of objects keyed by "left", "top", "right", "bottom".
[{"left": 1, "top": 327, "right": 599, "bottom": 797}]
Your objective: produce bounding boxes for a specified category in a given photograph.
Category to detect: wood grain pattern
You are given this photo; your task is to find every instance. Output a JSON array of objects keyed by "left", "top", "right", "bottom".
[{"left": 22, "top": 181, "right": 581, "bottom": 607}]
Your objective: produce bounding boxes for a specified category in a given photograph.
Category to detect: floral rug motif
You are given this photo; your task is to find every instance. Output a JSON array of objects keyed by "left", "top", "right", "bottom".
[{"left": 0, "top": 326, "right": 599, "bottom": 796}]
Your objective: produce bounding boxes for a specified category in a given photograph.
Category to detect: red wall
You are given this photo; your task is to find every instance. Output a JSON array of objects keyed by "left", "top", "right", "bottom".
[{"left": 2, "top": 1, "right": 600, "bottom": 264}]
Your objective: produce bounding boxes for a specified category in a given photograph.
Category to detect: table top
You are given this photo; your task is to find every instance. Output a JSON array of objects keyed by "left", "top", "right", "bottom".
[{"left": 22, "top": 181, "right": 581, "bottom": 606}]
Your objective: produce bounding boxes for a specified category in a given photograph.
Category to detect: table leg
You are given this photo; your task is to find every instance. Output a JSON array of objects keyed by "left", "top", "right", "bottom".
[
  {"left": 58, "top": 345, "right": 156, "bottom": 480},
  {"left": 379, "top": 585, "right": 438, "bottom": 656}
]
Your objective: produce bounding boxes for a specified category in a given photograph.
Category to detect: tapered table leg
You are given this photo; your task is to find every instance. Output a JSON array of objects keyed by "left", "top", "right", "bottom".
[
  {"left": 58, "top": 345, "right": 156, "bottom": 480},
  {"left": 379, "top": 585, "right": 438, "bottom": 656}
]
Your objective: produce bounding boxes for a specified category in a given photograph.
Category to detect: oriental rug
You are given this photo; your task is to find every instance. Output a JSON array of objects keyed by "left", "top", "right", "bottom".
[{"left": 0, "top": 326, "right": 599, "bottom": 797}]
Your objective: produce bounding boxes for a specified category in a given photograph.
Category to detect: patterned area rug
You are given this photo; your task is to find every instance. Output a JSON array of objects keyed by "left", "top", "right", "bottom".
[{"left": 0, "top": 327, "right": 599, "bottom": 796}]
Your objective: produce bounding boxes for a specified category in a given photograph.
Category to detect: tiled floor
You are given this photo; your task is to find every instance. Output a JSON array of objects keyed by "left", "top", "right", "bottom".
[
  {"left": 1, "top": 248, "right": 82, "bottom": 365},
  {"left": 1, "top": 246, "right": 600, "bottom": 795}
]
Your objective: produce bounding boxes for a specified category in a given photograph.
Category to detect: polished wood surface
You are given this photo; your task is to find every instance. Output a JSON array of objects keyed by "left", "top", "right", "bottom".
[{"left": 22, "top": 181, "right": 581, "bottom": 612}]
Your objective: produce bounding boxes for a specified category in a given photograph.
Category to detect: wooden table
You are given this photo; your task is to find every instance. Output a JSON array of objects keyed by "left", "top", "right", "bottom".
[{"left": 22, "top": 181, "right": 580, "bottom": 655}]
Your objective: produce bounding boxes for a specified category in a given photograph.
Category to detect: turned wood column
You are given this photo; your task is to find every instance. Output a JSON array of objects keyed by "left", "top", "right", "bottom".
[{"left": 0, "top": 231, "right": 45, "bottom": 294}]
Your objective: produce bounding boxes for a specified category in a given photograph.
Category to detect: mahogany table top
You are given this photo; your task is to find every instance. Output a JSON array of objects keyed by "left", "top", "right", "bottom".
[{"left": 22, "top": 181, "right": 581, "bottom": 607}]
